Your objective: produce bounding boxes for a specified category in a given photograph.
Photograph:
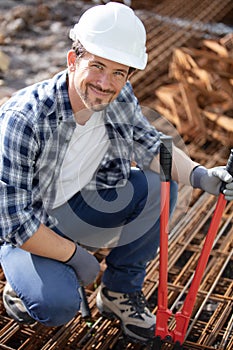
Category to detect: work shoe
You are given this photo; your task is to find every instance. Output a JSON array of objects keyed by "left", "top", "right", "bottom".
[
  {"left": 96, "top": 284, "right": 155, "bottom": 342},
  {"left": 3, "top": 282, "right": 35, "bottom": 324}
]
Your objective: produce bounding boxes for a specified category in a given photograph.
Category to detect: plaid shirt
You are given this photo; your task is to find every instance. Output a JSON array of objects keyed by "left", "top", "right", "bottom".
[{"left": 0, "top": 70, "right": 161, "bottom": 246}]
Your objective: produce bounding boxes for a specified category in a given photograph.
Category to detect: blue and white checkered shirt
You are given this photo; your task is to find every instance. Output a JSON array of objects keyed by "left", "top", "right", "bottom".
[{"left": 0, "top": 70, "right": 161, "bottom": 246}]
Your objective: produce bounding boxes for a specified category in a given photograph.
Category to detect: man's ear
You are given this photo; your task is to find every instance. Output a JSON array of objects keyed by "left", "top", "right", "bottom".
[
  {"left": 67, "top": 50, "right": 77, "bottom": 67},
  {"left": 128, "top": 69, "right": 136, "bottom": 80}
]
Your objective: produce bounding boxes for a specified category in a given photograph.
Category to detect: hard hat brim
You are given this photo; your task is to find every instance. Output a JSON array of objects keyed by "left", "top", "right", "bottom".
[{"left": 81, "top": 41, "right": 148, "bottom": 70}]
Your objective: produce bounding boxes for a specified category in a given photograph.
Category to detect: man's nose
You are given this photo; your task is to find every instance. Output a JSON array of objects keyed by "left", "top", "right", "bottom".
[{"left": 97, "top": 72, "right": 113, "bottom": 90}]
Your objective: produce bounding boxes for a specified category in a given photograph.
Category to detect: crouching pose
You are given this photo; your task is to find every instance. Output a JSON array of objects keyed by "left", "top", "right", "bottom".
[{"left": 1, "top": 2, "right": 233, "bottom": 343}]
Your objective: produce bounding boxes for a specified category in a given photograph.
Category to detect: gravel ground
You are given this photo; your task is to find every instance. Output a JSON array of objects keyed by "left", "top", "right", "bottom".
[{"left": 0, "top": 0, "right": 94, "bottom": 99}]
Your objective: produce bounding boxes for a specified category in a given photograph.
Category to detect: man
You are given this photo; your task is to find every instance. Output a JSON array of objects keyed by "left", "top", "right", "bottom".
[{"left": 0, "top": 2, "right": 232, "bottom": 343}]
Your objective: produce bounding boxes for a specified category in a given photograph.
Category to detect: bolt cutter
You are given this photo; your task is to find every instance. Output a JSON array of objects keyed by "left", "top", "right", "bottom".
[{"left": 153, "top": 138, "right": 233, "bottom": 350}]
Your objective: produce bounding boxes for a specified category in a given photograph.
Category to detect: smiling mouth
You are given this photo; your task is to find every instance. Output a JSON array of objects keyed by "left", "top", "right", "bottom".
[{"left": 89, "top": 84, "right": 115, "bottom": 97}]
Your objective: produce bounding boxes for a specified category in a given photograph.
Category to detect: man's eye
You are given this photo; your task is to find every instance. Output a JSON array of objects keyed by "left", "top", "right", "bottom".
[
  {"left": 93, "top": 64, "right": 103, "bottom": 69},
  {"left": 114, "top": 71, "right": 126, "bottom": 80}
]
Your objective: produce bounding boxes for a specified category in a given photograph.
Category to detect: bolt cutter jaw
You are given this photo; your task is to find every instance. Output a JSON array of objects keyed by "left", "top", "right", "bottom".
[
  {"left": 154, "top": 309, "right": 190, "bottom": 347},
  {"left": 152, "top": 336, "right": 162, "bottom": 350},
  {"left": 173, "top": 341, "right": 184, "bottom": 350},
  {"left": 152, "top": 336, "right": 183, "bottom": 350},
  {"left": 155, "top": 308, "right": 172, "bottom": 339},
  {"left": 173, "top": 311, "right": 190, "bottom": 344}
]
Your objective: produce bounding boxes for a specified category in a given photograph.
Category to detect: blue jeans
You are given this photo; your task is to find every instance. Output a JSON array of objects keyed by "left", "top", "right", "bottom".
[{"left": 0, "top": 169, "right": 178, "bottom": 326}]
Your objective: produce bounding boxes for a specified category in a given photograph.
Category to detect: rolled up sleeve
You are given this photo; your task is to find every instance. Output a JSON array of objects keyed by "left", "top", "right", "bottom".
[{"left": 132, "top": 101, "right": 161, "bottom": 169}]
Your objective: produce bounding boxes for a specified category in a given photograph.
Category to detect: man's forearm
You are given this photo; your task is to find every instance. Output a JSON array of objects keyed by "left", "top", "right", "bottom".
[
  {"left": 171, "top": 146, "right": 199, "bottom": 185},
  {"left": 21, "top": 223, "right": 76, "bottom": 262},
  {"left": 150, "top": 145, "right": 198, "bottom": 185}
]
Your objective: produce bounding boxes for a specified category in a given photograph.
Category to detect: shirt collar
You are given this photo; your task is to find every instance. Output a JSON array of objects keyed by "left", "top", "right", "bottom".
[{"left": 56, "top": 70, "right": 75, "bottom": 124}]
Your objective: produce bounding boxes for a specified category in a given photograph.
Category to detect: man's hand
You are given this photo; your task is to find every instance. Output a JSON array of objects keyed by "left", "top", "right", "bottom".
[
  {"left": 65, "top": 244, "right": 100, "bottom": 286},
  {"left": 190, "top": 165, "right": 233, "bottom": 201}
]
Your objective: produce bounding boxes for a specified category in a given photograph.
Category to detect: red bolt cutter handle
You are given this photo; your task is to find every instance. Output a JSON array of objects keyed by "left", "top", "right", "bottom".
[
  {"left": 173, "top": 149, "right": 233, "bottom": 345},
  {"left": 155, "top": 136, "right": 173, "bottom": 341}
]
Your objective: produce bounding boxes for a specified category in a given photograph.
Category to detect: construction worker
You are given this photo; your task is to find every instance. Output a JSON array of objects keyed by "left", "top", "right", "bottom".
[{"left": 0, "top": 2, "right": 233, "bottom": 344}]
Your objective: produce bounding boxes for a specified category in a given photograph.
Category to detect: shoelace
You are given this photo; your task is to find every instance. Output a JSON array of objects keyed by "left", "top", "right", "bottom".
[{"left": 124, "top": 291, "right": 148, "bottom": 317}]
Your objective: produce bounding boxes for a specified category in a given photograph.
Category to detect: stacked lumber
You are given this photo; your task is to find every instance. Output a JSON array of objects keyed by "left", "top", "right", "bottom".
[{"left": 154, "top": 34, "right": 233, "bottom": 146}]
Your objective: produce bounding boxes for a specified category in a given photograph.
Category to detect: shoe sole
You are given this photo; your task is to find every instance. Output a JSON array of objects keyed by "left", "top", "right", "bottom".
[{"left": 98, "top": 305, "right": 153, "bottom": 343}]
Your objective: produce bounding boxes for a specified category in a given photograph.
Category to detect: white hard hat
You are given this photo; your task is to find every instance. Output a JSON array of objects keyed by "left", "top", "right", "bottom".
[{"left": 69, "top": 2, "right": 148, "bottom": 70}]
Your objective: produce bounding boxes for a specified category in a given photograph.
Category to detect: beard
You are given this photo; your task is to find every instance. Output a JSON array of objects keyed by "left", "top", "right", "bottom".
[
  {"left": 78, "top": 83, "right": 115, "bottom": 112},
  {"left": 90, "top": 98, "right": 109, "bottom": 112}
]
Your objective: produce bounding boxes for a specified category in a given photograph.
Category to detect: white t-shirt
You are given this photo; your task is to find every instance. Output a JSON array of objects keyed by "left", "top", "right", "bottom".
[{"left": 53, "top": 111, "right": 109, "bottom": 208}]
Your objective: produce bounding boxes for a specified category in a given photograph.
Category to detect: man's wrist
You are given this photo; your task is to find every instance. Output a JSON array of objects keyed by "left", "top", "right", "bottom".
[
  {"left": 64, "top": 243, "right": 77, "bottom": 263},
  {"left": 190, "top": 165, "right": 207, "bottom": 189}
]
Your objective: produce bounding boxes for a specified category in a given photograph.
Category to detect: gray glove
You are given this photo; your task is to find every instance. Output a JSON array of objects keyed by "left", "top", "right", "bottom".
[
  {"left": 65, "top": 244, "right": 100, "bottom": 286},
  {"left": 190, "top": 165, "right": 233, "bottom": 201}
]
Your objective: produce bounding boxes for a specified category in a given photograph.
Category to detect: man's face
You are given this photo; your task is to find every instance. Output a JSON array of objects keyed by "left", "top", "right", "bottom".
[{"left": 71, "top": 52, "right": 130, "bottom": 111}]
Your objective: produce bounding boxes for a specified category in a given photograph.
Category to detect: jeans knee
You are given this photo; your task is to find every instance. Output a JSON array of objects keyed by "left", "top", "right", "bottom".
[{"left": 29, "top": 288, "right": 81, "bottom": 326}]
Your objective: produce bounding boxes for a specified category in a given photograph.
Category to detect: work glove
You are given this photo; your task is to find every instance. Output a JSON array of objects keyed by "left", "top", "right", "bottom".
[
  {"left": 65, "top": 244, "right": 100, "bottom": 286},
  {"left": 190, "top": 165, "right": 233, "bottom": 201}
]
